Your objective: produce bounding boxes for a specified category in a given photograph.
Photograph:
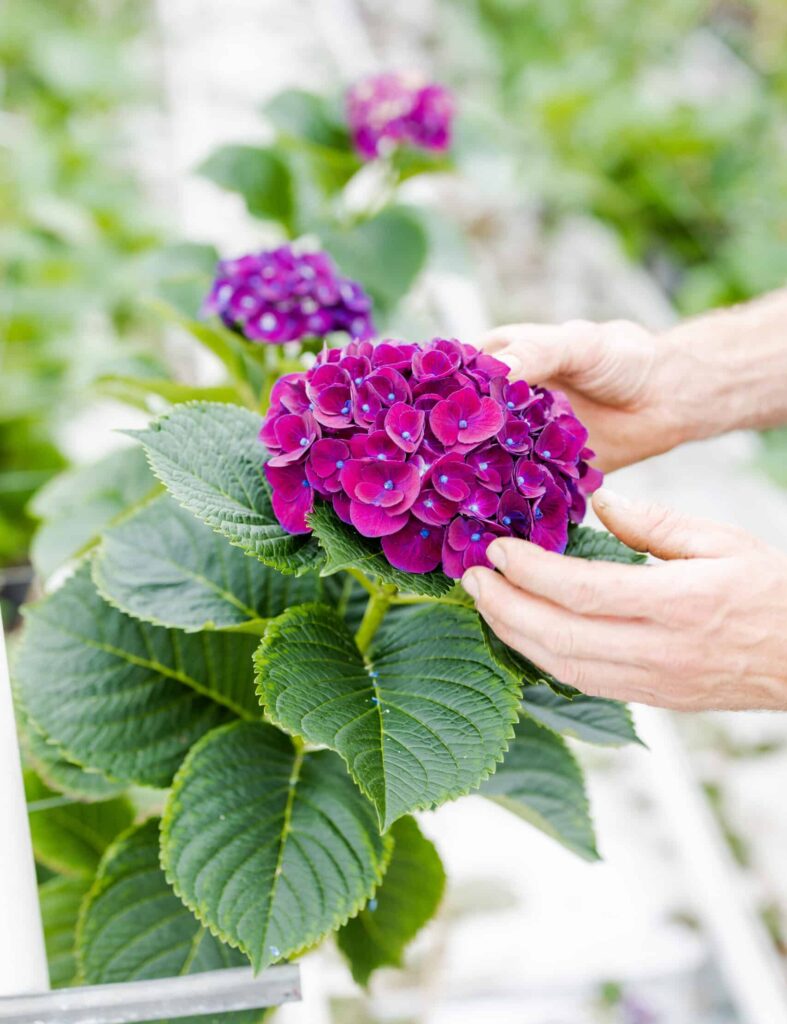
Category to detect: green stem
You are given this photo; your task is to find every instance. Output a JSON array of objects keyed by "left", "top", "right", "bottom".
[
  {"left": 346, "top": 567, "right": 377, "bottom": 596},
  {"left": 354, "top": 585, "right": 396, "bottom": 654}
]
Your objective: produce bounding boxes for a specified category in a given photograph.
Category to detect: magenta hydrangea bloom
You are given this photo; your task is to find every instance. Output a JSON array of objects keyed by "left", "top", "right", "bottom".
[
  {"left": 203, "top": 245, "right": 375, "bottom": 344},
  {"left": 346, "top": 72, "right": 455, "bottom": 161},
  {"left": 260, "top": 337, "right": 602, "bottom": 578}
]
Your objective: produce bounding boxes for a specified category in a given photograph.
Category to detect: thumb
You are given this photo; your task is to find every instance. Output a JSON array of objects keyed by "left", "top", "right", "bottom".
[
  {"left": 592, "top": 489, "right": 746, "bottom": 560},
  {"left": 481, "top": 321, "right": 600, "bottom": 384}
]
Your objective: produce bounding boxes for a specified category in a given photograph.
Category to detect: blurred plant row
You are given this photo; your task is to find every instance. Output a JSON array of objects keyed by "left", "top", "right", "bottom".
[
  {"left": 0, "top": 0, "right": 166, "bottom": 576},
  {"left": 439, "top": 0, "right": 787, "bottom": 315}
]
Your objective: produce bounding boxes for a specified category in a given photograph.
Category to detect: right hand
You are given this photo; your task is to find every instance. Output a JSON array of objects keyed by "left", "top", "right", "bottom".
[{"left": 481, "top": 319, "right": 685, "bottom": 472}]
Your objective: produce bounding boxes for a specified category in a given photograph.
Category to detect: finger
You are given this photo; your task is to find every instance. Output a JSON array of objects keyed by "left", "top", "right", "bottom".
[
  {"left": 480, "top": 320, "right": 601, "bottom": 384},
  {"left": 593, "top": 489, "right": 754, "bottom": 561},
  {"left": 486, "top": 537, "right": 665, "bottom": 619},
  {"left": 464, "top": 567, "right": 661, "bottom": 666},
  {"left": 483, "top": 613, "right": 657, "bottom": 703}
]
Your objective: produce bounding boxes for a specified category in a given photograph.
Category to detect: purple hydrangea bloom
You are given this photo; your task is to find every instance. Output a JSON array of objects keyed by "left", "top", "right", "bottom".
[
  {"left": 346, "top": 72, "right": 455, "bottom": 161},
  {"left": 261, "top": 337, "right": 602, "bottom": 578},
  {"left": 203, "top": 245, "right": 375, "bottom": 345}
]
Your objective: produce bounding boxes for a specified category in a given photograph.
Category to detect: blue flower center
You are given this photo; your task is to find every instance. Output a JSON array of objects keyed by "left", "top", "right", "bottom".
[
  {"left": 387, "top": 392, "right": 395, "bottom": 401},
  {"left": 299, "top": 437, "right": 309, "bottom": 447},
  {"left": 402, "top": 430, "right": 411, "bottom": 439},
  {"left": 534, "top": 508, "right": 544, "bottom": 520},
  {"left": 355, "top": 376, "right": 363, "bottom": 384},
  {"left": 470, "top": 503, "right": 478, "bottom": 512},
  {"left": 361, "top": 403, "right": 370, "bottom": 412},
  {"left": 506, "top": 438, "right": 515, "bottom": 446},
  {"left": 336, "top": 459, "right": 344, "bottom": 469},
  {"left": 384, "top": 480, "right": 394, "bottom": 490},
  {"left": 542, "top": 450, "right": 551, "bottom": 458},
  {"left": 308, "top": 402, "right": 315, "bottom": 410},
  {"left": 439, "top": 474, "right": 449, "bottom": 484},
  {"left": 458, "top": 418, "right": 468, "bottom": 429},
  {"left": 502, "top": 515, "right": 512, "bottom": 525},
  {"left": 377, "top": 453, "right": 386, "bottom": 460},
  {"left": 507, "top": 401, "right": 515, "bottom": 409},
  {"left": 517, "top": 476, "right": 524, "bottom": 485},
  {"left": 420, "top": 528, "right": 430, "bottom": 539},
  {"left": 301, "top": 479, "right": 309, "bottom": 488},
  {"left": 478, "top": 461, "right": 488, "bottom": 470},
  {"left": 424, "top": 499, "right": 433, "bottom": 508},
  {"left": 341, "top": 404, "right": 350, "bottom": 415},
  {"left": 470, "top": 532, "right": 481, "bottom": 542}
]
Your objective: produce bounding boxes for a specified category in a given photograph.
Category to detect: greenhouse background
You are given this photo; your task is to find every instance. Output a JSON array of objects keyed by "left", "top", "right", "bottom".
[{"left": 2, "top": 0, "right": 787, "bottom": 1021}]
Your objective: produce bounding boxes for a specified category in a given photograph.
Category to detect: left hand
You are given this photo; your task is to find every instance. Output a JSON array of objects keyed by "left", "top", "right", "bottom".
[{"left": 461, "top": 489, "right": 787, "bottom": 711}]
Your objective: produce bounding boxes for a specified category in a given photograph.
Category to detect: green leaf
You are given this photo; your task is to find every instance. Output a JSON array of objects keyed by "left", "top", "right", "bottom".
[
  {"left": 481, "top": 715, "right": 599, "bottom": 861},
  {"left": 94, "top": 494, "right": 326, "bottom": 632},
  {"left": 263, "top": 89, "right": 352, "bottom": 151},
  {"left": 98, "top": 375, "right": 239, "bottom": 410},
  {"left": 19, "top": 710, "right": 126, "bottom": 802},
  {"left": 308, "top": 502, "right": 452, "bottom": 598},
  {"left": 78, "top": 819, "right": 255, "bottom": 1000},
  {"left": 565, "top": 525, "right": 647, "bottom": 564},
  {"left": 25, "top": 771, "right": 134, "bottom": 879},
  {"left": 318, "top": 207, "right": 428, "bottom": 314},
  {"left": 199, "top": 145, "right": 294, "bottom": 231},
  {"left": 146, "top": 242, "right": 218, "bottom": 320},
  {"left": 14, "top": 565, "right": 248, "bottom": 788},
  {"left": 162, "top": 721, "right": 391, "bottom": 972},
  {"left": 30, "top": 447, "right": 156, "bottom": 579},
  {"left": 256, "top": 602, "right": 521, "bottom": 831},
  {"left": 40, "top": 876, "right": 91, "bottom": 987},
  {"left": 336, "top": 816, "right": 445, "bottom": 986},
  {"left": 129, "top": 402, "right": 322, "bottom": 576},
  {"left": 522, "top": 684, "right": 641, "bottom": 747}
]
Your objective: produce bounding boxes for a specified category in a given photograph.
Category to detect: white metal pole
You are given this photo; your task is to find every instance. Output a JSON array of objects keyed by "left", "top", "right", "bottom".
[{"left": 0, "top": 615, "right": 49, "bottom": 995}]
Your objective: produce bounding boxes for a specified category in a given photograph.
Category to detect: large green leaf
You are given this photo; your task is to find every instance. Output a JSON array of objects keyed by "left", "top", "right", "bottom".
[
  {"left": 94, "top": 494, "right": 326, "bottom": 632},
  {"left": 19, "top": 708, "right": 126, "bottom": 801},
  {"left": 25, "top": 771, "right": 134, "bottom": 879},
  {"left": 480, "top": 715, "right": 599, "bottom": 861},
  {"left": 129, "top": 403, "right": 322, "bottom": 576},
  {"left": 565, "top": 525, "right": 647, "bottom": 564},
  {"left": 30, "top": 447, "right": 156, "bottom": 579},
  {"left": 78, "top": 819, "right": 255, "bottom": 1004},
  {"left": 199, "top": 145, "right": 295, "bottom": 231},
  {"left": 318, "top": 207, "right": 428, "bottom": 314},
  {"left": 256, "top": 603, "right": 521, "bottom": 831},
  {"left": 522, "top": 684, "right": 641, "bottom": 747},
  {"left": 14, "top": 566, "right": 249, "bottom": 788},
  {"left": 308, "top": 502, "right": 453, "bottom": 598},
  {"left": 40, "top": 876, "right": 91, "bottom": 987},
  {"left": 162, "top": 721, "right": 391, "bottom": 972},
  {"left": 336, "top": 816, "right": 445, "bottom": 986}
]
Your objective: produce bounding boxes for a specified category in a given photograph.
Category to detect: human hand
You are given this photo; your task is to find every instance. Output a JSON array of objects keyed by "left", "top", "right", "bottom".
[
  {"left": 481, "top": 319, "right": 687, "bottom": 472},
  {"left": 461, "top": 489, "right": 787, "bottom": 711}
]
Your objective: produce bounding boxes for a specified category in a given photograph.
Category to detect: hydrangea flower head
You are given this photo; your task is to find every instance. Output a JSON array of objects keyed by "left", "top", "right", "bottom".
[
  {"left": 346, "top": 72, "right": 455, "bottom": 161},
  {"left": 203, "top": 245, "right": 375, "bottom": 344},
  {"left": 260, "top": 338, "right": 602, "bottom": 578}
]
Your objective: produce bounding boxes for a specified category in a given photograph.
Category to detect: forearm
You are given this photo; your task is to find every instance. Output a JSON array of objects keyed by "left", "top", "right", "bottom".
[{"left": 664, "top": 289, "right": 787, "bottom": 443}]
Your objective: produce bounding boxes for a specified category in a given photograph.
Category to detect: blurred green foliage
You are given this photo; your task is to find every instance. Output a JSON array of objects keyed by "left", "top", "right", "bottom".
[
  {"left": 442, "top": 0, "right": 787, "bottom": 313},
  {"left": 0, "top": 0, "right": 165, "bottom": 568}
]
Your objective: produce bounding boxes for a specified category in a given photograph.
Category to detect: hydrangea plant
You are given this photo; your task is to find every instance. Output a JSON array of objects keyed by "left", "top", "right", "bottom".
[
  {"left": 15, "top": 327, "right": 642, "bottom": 988},
  {"left": 14, "top": 78, "right": 642, "bottom": 997}
]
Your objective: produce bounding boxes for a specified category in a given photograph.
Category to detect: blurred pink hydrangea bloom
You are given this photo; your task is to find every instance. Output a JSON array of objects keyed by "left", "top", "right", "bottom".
[{"left": 346, "top": 72, "right": 454, "bottom": 161}]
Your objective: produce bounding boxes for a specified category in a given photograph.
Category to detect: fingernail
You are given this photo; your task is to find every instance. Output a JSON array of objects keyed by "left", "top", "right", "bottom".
[
  {"left": 486, "top": 541, "right": 507, "bottom": 571},
  {"left": 498, "top": 352, "right": 521, "bottom": 373},
  {"left": 461, "top": 571, "right": 480, "bottom": 601},
  {"left": 594, "top": 487, "right": 632, "bottom": 510}
]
